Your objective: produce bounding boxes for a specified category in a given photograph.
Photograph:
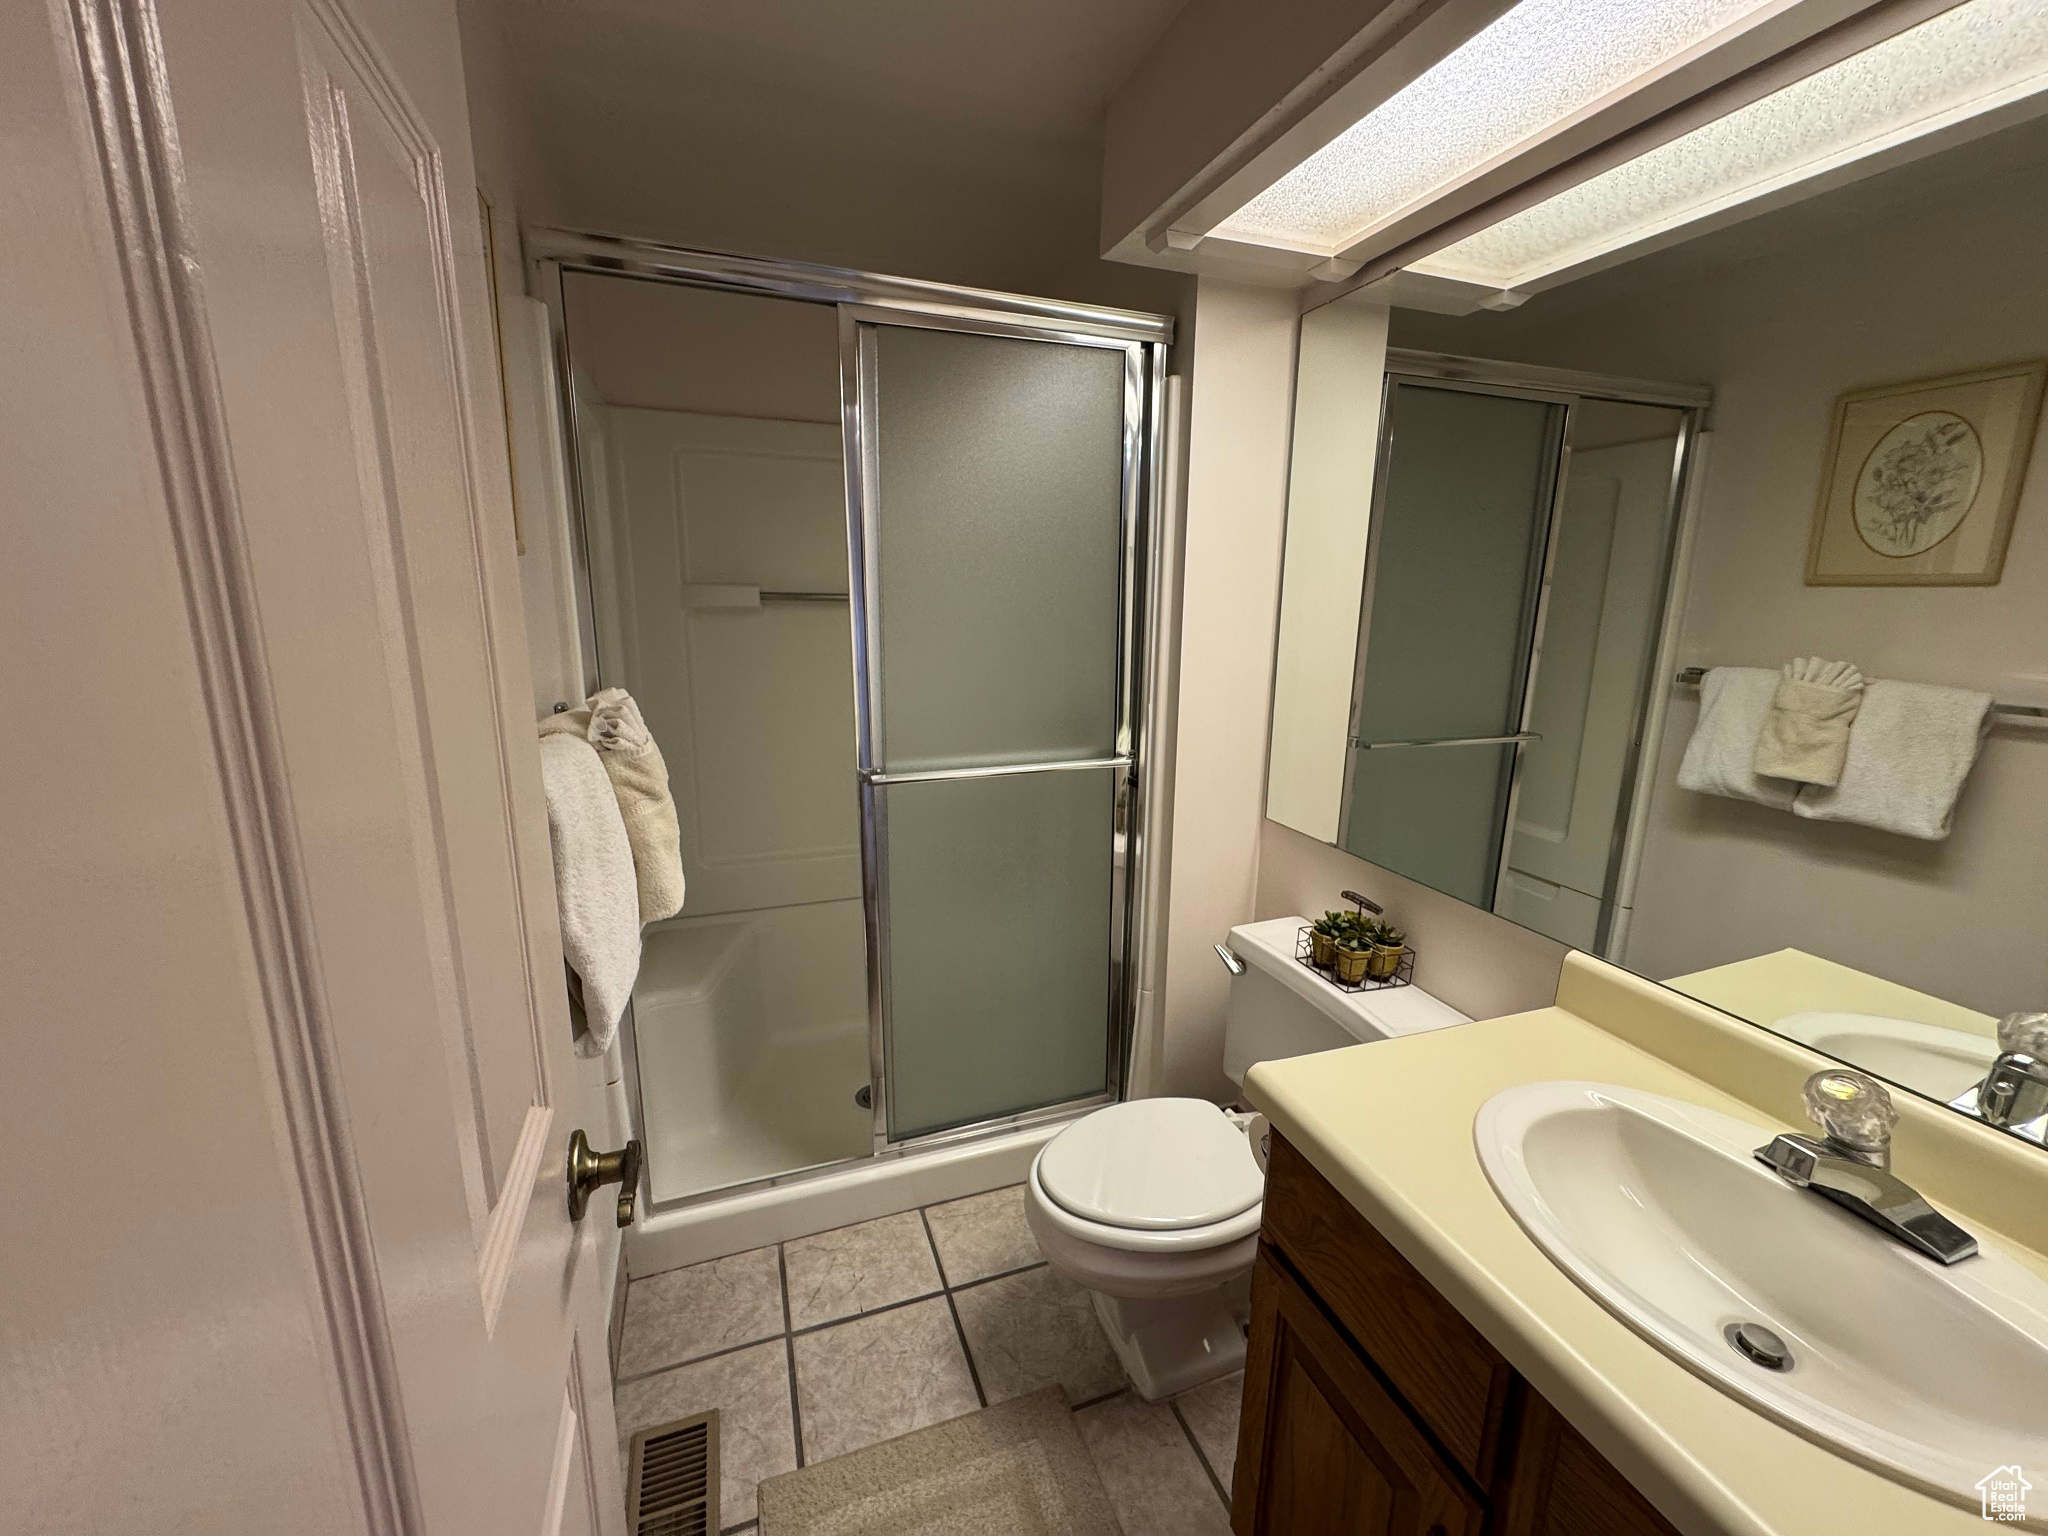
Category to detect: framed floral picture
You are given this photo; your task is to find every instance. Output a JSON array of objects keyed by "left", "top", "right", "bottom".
[{"left": 1805, "top": 360, "right": 2045, "bottom": 586}]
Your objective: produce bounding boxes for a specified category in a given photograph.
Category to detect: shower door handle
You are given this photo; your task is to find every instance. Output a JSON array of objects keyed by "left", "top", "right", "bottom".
[{"left": 567, "top": 1129, "right": 642, "bottom": 1228}]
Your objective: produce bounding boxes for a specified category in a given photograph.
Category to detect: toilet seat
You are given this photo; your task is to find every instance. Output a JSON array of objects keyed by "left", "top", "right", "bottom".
[
  {"left": 1028, "top": 1162, "right": 1262, "bottom": 1253},
  {"left": 1037, "top": 1097, "right": 1264, "bottom": 1232},
  {"left": 1028, "top": 1099, "right": 1263, "bottom": 1256}
]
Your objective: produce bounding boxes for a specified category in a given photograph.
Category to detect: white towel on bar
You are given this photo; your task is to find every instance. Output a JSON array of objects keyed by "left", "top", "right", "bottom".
[
  {"left": 1792, "top": 679, "right": 1993, "bottom": 840},
  {"left": 538, "top": 732, "right": 641, "bottom": 1055},
  {"left": 1677, "top": 666, "right": 1799, "bottom": 810}
]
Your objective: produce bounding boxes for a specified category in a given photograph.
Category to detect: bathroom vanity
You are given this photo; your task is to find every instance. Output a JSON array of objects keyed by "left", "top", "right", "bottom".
[
  {"left": 1235, "top": 1130, "right": 1675, "bottom": 1535},
  {"left": 1233, "top": 954, "right": 2048, "bottom": 1536}
]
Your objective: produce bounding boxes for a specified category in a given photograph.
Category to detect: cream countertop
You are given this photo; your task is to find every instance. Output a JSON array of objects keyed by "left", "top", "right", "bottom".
[
  {"left": 1243, "top": 955, "right": 2047, "bottom": 1536},
  {"left": 1668, "top": 946, "right": 1997, "bottom": 1041}
]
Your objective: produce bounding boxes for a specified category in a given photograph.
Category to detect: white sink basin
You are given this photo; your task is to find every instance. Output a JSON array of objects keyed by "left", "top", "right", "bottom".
[
  {"left": 1771, "top": 1011, "right": 1997, "bottom": 1102},
  {"left": 1477, "top": 1082, "right": 2048, "bottom": 1520}
]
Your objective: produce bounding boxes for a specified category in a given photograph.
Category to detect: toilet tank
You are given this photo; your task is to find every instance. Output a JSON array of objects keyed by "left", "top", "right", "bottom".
[{"left": 1221, "top": 915, "right": 1471, "bottom": 1087}]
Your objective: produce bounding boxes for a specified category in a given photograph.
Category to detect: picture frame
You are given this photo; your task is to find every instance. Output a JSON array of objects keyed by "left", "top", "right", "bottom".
[{"left": 1805, "top": 360, "right": 2046, "bottom": 586}]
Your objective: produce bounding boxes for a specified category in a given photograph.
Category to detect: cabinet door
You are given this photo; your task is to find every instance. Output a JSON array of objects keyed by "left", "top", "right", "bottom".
[
  {"left": 1235, "top": 1252, "right": 1485, "bottom": 1536},
  {"left": 1497, "top": 1391, "right": 1682, "bottom": 1536}
]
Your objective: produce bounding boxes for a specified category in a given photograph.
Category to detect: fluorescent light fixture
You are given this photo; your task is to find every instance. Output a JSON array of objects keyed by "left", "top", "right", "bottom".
[
  {"left": 1214, "top": 0, "right": 1783, "bottom": 254},
  {"left": 1413, "top": 0, "right": 2048, "bottom": 290}
]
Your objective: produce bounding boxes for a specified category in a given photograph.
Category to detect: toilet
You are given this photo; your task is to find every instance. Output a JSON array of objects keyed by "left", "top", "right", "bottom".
[{"left": 1025, "top": 914, "right": 1471, "bottom": 1399}]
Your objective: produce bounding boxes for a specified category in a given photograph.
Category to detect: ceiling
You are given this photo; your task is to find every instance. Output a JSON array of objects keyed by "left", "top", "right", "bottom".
[
  {"left": 478, "top": 0, "right": 1192, "bottom": 303},
  {"left": 501, "top": 0, "right": 1191, "bottom": 147}
]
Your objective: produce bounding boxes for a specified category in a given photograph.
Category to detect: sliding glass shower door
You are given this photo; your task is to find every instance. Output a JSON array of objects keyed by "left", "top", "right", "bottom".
[{"left": 847, "top": 314, "right": 1143, "bottom": 1143}]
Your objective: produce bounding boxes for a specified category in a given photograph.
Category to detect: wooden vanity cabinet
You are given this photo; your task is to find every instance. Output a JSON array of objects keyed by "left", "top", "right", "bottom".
[{"left": 1234, "top": 1134, "right": 1682, "bottom": 1536}]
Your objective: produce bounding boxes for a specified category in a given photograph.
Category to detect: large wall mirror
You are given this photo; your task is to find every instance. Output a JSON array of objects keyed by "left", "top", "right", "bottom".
[{"left": 1266, "top": 114, "right": 2048, "bottom": 1150}]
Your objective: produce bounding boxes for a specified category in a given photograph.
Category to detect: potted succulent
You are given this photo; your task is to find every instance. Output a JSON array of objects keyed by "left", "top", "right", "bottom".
[
  {"left": 1310, "top": 910, "right": 1349, "bottom": 969},
  {"left": 1367, "top": 922, "right": 1408, "bottom": 982},
  {"left": 1332, "top": 930, "right": 1373, "bottom": 985}
]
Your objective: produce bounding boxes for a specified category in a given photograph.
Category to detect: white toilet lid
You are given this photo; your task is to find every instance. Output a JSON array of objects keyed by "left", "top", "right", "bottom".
[{"left": 1037, "top": 1098, "right": 1264, "bottom": 1231}]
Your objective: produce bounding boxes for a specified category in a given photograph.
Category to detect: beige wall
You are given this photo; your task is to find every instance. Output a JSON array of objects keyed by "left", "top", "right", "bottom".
[
  {"left": 457, "top": 0, "right": 581, "bottom": 713},
  {"left": 1257, "top": 823, "right": 1569, "bottom": 1025},
  {"left": 1396, "top": 122, "right": 2048, "bottom": 1016},
  {"left": 1160, "top": 280, "right": 1300, "bottom": 1102}
]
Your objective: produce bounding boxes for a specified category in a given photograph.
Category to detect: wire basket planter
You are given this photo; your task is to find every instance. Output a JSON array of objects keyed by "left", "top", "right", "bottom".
[{"left": 1295, "top": 925, "right": 1416, "bottom": 994}]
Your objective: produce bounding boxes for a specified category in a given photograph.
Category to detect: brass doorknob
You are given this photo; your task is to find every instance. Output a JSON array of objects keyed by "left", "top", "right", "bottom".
[{"left": 567, "top": 1129, "right": 642, "bottom": 1227}]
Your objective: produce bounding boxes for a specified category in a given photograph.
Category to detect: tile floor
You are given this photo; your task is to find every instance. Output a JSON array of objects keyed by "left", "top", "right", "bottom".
[{"left": 613, "top": 1183, "right": 1240, "bottom": 1533}]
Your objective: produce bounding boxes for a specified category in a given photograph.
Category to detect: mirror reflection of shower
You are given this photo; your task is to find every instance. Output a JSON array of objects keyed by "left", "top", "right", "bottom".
[{"left": 1325, "top": 361, "right": 1699, "bottom": 955}]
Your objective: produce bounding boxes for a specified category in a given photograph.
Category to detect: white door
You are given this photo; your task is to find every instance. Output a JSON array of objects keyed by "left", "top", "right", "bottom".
[{"left": 1, "top": 2, "right": 626, "bottom": 1533}]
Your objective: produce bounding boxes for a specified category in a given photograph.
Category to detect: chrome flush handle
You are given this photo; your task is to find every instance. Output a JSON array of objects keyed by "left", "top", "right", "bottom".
[{"left": 567, "top": 1129, "right": 643, "bottom": 1228}]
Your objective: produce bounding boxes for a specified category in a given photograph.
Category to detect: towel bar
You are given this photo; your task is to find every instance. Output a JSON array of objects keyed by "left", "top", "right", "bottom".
[{"left": 1674, "top": 666, "right": 2047, "bottom": 720}]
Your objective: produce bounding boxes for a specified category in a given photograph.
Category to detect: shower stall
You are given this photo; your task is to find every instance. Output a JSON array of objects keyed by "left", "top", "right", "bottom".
[{"left": 532, "top": 233, "right": 1169, "bottom": 1259}]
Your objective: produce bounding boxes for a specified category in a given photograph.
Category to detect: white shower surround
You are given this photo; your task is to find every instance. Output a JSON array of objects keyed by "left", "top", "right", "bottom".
[
  {"left": 625, "top": 899, "right": 1069, "bottom": 1272},
  {"left": 632, "top": 903, "right": 871, "bottom": 1206}
]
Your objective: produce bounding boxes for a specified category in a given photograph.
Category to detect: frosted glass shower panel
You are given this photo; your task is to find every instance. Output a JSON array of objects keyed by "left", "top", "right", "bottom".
[
  {"left": 878, "top": 766, "right": 1115, "bottom": 1140},
  {"left": 1347, "top": 742, "right": 1519, "bottom": 908},
  {"left": 866, "top": 325, "right": 1128, "bottom": 772},
  {"left": 1352, "top": 384, "right": 1561, "bottom": 745},
  {"left": 1342, "top": 383, "right": 1561, "bottom": 902}
]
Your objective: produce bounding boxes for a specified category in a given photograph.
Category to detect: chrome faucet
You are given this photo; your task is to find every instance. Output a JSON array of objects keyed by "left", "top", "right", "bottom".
[
  {"left": 1754, "top": 1068, "right": 1978, "bottom": 1265},
  {"left": 1954, "top": 1012, "right": 2048, "bottom": 1146}
]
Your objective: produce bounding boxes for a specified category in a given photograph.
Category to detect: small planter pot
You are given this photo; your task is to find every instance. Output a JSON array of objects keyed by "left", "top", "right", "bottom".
[
  {"left": 1310, "top": 930, "right": 1339, "bottom": 969},
  {"left": 1333, "top": 945, "right": 1372, "bottom": 985},
  {"left": 1367, "top": 943, "right": 1406, "bottom": 982}
]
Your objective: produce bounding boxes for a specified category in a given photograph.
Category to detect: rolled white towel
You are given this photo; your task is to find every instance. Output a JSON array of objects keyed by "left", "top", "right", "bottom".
[
  {"left": 537, "top": 732, "right": 640, "bottom": 1055},
  {"left": 587, "top": 688, "right": 652, "bottom": 754},
  {"left": 1753, "top": 656, "right": 1865, "bottom": 786},
  {"left": 587, "top": 689, "right": 685, "bottom": 923},
  {"left": 1792, "top": 679, "right": 1992, "bottom": 840},
  {"left": 1677, "top": 666, "right": 1798, "bottom": 809},
  {"left": 542, "top": 691, "right": 686, "bottom": 924}
]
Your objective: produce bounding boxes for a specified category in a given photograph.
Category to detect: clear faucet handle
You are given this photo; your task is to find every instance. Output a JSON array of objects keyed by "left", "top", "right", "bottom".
[
  {"left": 1803, "top": 1068, "right": 1897, "bottom": 1158},
  {"left": 1997, "top": 1012, "right": 2048, "bottom": 1058}
]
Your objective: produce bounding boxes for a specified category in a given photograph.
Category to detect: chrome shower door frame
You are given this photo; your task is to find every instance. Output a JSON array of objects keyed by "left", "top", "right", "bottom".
[
  {"left": 841, "top": 302, "right": 1158, "bottom": 1155},
  {"left": 529, "top": 227, "right": 1170, "bottom": 1205}
]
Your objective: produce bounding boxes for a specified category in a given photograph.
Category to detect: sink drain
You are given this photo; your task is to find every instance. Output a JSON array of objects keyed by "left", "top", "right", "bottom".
[{"left": 1725, "top": 1321, "right": 1792, "bottom": 1371}]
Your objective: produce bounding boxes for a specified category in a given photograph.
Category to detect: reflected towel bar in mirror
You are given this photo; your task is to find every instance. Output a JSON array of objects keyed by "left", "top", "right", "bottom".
[
  {"left": 1351, "top": 731, "right": 1542, "bottom": 750},
  {"left": 680, "top": 584, "right": 851, "bottom": 607},
  {"left": 1673, "top": 667, "right": 2048, "bottom": 720}
]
